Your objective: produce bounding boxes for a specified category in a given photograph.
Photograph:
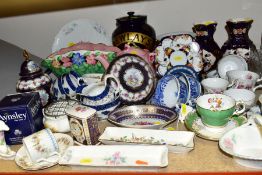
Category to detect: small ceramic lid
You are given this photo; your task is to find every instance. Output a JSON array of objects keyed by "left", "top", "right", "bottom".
[
  {"left": 116, "top": 12, "right": 147, "bottom": 26},
  {"left": 44, "top": 100, "right": 79, "bottom": 117},
  {"left": 19, "top": 50, "right": 43, "bottom": 78},
  {"left": 65, "top": 104, "right": 96, "bottom": 119}
]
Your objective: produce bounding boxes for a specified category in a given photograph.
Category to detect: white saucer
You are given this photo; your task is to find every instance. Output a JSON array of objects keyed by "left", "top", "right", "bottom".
[
  {"left": 217, "top": 55, "right": 248, "bottom": 79},
  {"left": 15, "top": 133, "right": 73, "bottom": 171}
]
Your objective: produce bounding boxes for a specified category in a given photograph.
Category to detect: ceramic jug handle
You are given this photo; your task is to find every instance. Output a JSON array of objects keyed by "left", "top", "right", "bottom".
[
  {"left": 253, "top": 84, "right": 262, "bottom": 92},
  {"left": 103, "top": 74, "right": 121, "bottom": 94},
  {"left": 233, "top": 100, "right": 245, "bottom": 115}
]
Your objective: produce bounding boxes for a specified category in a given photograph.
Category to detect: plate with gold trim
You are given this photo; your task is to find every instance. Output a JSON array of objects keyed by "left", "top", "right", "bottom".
[
  {"left": 184, "top": 111, "right": 247, "bottom": 141},
  {"left": 106, "top": 54, "right": 156, "bottom": 105}
]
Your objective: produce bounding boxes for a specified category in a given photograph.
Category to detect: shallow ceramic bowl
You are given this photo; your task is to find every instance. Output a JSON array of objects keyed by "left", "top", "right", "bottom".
[{"left": 108, "top": 105, "right": 177, "bottom": 129}]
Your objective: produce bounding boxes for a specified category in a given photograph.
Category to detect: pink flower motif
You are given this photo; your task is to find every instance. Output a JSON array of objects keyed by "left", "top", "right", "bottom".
[
  {"left": 224, "top": 138, "right": 233, "bottom": 150},
  {"left": 61, "top": 57, "right": 72, "bottom": 67},
  {"left": 86, "top": 54, "right": 97, "bottom": 65}
]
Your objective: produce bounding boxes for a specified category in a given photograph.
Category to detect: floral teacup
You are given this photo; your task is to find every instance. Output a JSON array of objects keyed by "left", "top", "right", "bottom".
[
  {"left": 201, "top": 78, "right": 229, "bottom": 94},
  {"left": 22, "top": 129, "right": 60, "bottom": 163},
  {"left": 226, "top": 70, "right": 262, "bottom": 91},
  {"left": 196, "top": 94, "right": 245, "bottom": 127}
]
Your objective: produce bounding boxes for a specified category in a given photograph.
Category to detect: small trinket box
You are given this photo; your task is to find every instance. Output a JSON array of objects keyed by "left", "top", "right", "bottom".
[
  {"left": 0, "top": 92, "right": 44, "bottom": 145},
  {"left": 66, "top": 104, "right": 100, "bottom": 145}
]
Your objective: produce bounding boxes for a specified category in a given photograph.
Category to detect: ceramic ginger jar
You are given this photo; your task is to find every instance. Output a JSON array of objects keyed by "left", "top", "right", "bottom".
[
  {"left": 16, "top": 50, "right": 52, "bottom": 106},
  {"left": 112, "top": 12, "right": 156, "bottom": 51}
]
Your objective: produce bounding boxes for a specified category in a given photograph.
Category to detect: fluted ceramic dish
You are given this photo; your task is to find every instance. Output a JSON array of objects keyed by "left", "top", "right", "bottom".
[
  {"left": 108, "top": 105, "right": 177, "bottom": 129},
  {"left": 219, "top": 116, "right": 262, "bottom": 169}
]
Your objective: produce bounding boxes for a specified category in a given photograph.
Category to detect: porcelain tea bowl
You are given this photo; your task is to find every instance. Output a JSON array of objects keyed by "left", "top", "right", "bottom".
[
  {"left": 151, "top": 74, "right": 188, "bottom": 109},
  {"left": 223, "top": 89, "right": 256, "bottom": 110},
  {"left": 226, "top": 70, "right": 262, "bottom": 91},
  {"left": 108, "top": 105, "right": 178, "bottom": 129},
  {"left": 196, "top": 94, "right": 245, "bottom": 128},
  {"left": 201, "top": 78, "right": 229, "bottom": 94}
]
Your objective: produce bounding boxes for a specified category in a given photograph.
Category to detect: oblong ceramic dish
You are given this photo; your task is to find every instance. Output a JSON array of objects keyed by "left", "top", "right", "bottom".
[
  {"left": 99, "top": 127, "right": 195, "bottom": 153},
  {"left": 107, "top": 105, "right": 177, "bottom": 129},
  {"left": 219, "top": 116, "right": 262, "bottom": 169},
  {"left": 59, "top": 145, "right": 168, "bottom": 167}
]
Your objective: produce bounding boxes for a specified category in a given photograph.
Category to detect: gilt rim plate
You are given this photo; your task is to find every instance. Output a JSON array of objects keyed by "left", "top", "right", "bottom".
[{"left": 106, "top": 54, "right": 156, "bottom": 105}]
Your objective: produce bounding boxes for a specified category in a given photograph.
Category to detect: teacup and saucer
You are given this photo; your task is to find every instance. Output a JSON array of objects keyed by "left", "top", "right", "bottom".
[{"left": 185, "top": 94, "right": 247, "bottom": 141}]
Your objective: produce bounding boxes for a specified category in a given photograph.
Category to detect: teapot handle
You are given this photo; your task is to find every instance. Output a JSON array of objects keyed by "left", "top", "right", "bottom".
[{"left": 103, "top": 74, "right": 121, "bottom": 95}]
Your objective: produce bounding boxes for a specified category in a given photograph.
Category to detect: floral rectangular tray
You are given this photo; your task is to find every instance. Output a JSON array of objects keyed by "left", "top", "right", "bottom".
[
  {"left": 59, "top": 145, "right": 168, "bottom": 167},
  {"left": 99, "top": 127, "right": 195, "bottom": 153}
]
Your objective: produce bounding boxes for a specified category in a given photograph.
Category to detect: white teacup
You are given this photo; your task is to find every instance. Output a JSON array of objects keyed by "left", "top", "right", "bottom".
[
  {"left": 223, "top": 89, "right": 256, "bottom": 110},
  {"left": 201, "top": 78, "right": 229, "bottom": 94},
  {"left": 22, "top": 129, "right": 60, "bottom": 163},
  {"left": 226, "top": 70, "right": 262, "bottom": 91}
]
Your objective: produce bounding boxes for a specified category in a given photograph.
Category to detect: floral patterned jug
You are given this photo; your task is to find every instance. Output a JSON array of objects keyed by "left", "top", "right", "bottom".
[
  {"left": 192, "top": 21, "right": 222, "bottom": 77},
  {"left": 221, "top": 18, "right": 260, "bottom": 75}
]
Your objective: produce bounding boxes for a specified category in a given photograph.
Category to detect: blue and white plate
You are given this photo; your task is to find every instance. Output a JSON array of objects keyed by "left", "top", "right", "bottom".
[
  {"left": 166, "top": 65, "right": 199, "bottom": 80},
  {"left": 108, "top": 105, "right": 177, "bottom": 129}
]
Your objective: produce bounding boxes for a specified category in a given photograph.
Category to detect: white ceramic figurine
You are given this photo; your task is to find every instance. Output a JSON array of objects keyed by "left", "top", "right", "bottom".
[{"left": 0, "top": 121, "right": 16, "bottom": 160}]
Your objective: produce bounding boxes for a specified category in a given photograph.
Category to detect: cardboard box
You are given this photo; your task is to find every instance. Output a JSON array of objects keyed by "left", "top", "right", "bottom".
[{"left": 0, "top": 92, "right": 44, "bottom": 145}]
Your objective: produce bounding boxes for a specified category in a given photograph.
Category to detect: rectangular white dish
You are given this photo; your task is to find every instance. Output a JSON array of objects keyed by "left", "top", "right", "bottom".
[
  {"left": 99, "top": 127, "right": 195, "bottom": 153},
  {"left": 59, "top": 145, "right": 168, "bottom": 167}
]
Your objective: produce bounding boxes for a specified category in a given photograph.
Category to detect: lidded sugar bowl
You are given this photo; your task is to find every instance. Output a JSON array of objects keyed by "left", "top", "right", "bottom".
[
  {"left": 112, "top": 12, "right": 156, "bottom": 51},
  {"left": 43, "top": 100, "right": 79, "bottom": 133},
  {"left": 16, "top": 50, "right": 52, "bottom": 106}
]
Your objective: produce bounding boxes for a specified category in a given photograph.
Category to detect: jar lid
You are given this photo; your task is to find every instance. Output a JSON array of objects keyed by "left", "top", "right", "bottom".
[
  {"left": 44, "top": 100, "right": 79, "bottom": 117},
  {"left": 66, "top": 104, "right": 96, "bottom": 119},
  {"left": 116, "top": 12, "right": 147, "bottom": 26},
  {"left": 19, "top": 50, "right": 43, "bottom": 78}
]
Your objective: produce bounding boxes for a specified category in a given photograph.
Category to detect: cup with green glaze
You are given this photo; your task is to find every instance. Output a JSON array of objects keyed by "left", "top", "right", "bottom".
[{"left": 196, "top": 94, "right": 245, "bottom": 127}]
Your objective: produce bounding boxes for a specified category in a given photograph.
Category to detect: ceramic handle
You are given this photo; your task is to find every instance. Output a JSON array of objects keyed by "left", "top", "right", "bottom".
[
  {"left": 227, "top": 79, "right": 239, "bottom": 88},
  {"left": 253, "top": 84, "right": 262, "bottom": 92},
  {"left": 233, "top": 100, "right": 246, "bottom": 115},
  {"left": 36, "top": 152, "right": 60, "bottom": 164},
  {"left": 103, "top": 74, "right": 121, "bottom": 94}
]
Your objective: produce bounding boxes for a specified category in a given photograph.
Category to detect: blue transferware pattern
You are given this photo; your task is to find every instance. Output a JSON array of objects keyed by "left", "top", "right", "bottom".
[
  {"left": 52, "top": 71, "right": 83, "bottom": 100},
  {"left": 177, "top": 73, "right": 201, "bottom": 101},
  {"left": 166, "top": 65, "right": 199, "bottom": 81},
  {"left": 151, "top": 74, "right": 188, "bottom": 109},
  {"left": 83, "top": 97, "right": 120, "bottom": 120}
]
